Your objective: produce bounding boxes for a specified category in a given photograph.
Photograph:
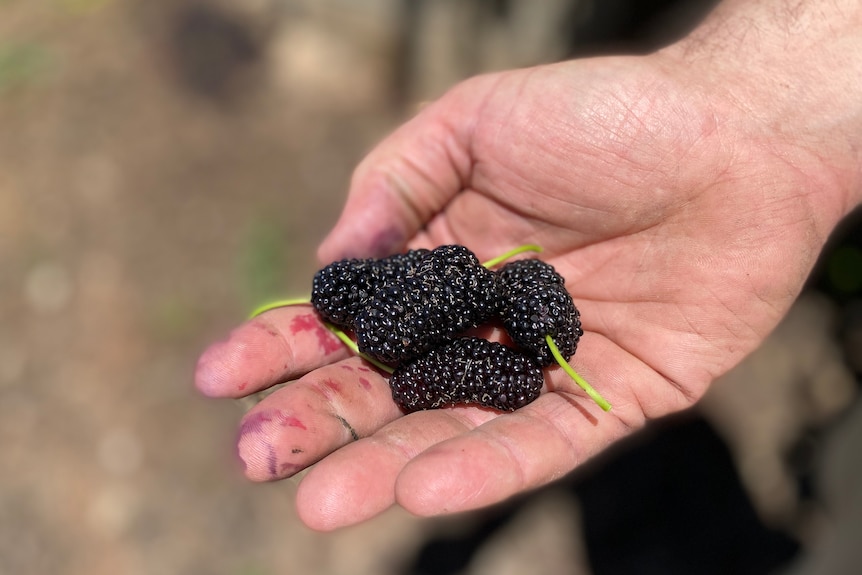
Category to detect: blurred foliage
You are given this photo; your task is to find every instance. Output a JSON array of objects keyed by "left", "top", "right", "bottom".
[
  {"left": 238, "top": 214, "right": 294, "bottom": 310},
  {"left": 0, "top": 42, "right": 51, "bottom": 94},
  {"left": 148, "top": 295, "right": 202, "bottom": 344}
]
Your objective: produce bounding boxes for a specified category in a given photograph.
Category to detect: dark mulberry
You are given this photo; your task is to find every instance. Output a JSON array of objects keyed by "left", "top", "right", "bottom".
[
  {"left": 497, "top": 259, "right": 583, "bottom": 366},
  {"left": 355, "top": 245, "right": 498, "bottom": 363},
  {"left": 497, "top": 258, "right": 565, "bottom": 289},
  {"left": 311, "top": 249, "right": 429, "bottom": 328},
  {"left": 389, "top": 337, "right": 544, "bottom": 412}
]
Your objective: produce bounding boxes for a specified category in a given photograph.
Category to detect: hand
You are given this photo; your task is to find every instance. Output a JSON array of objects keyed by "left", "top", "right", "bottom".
[{"left": 195, "top": 4, "right": 861, "bottom": 531}]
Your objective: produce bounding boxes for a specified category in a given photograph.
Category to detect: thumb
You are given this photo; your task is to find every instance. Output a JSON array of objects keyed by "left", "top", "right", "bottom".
[{"left": 317, "top": 75, "right": 497, "bottom": 262}]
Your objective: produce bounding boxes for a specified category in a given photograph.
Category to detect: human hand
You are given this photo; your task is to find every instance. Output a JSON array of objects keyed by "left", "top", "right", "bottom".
[{"left": 195, "top": 2, "right": 862, "bottom": 531}]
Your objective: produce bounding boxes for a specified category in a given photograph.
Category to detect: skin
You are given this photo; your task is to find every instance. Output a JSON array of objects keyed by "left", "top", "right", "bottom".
[{"left": 195, "top": 0, "right": 862, "bottom": 531}]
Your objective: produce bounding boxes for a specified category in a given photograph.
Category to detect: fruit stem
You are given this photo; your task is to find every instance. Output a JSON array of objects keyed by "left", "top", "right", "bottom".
[
  {"left": 324, "top": 323, "right": 395, "bottom": 374},
  {"left": 545, "top": 335, "right": 611, "bottom": 412},
  {"left": 248, "top": 297, "right": 311, "bottom": 319},
  {"left": 482, "top": 244, "right": 544, "bottom": 269}
]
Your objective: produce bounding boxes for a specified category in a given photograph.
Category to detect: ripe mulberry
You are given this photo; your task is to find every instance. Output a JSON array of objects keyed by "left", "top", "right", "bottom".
[
  {"left": 497, "top": 258, "right": 565, "bottom": 289},
  {"left": 497, "top": 259, "right": 583, "bottom": 366},
  {"left": 355, "top": 245, "right": 498, "bottom": 363},
  {"left": 310, "top": 249, "right": 429, "bottom": 328},
  {"left": 389, "top": 337, "right": 543, "bottom": 412}
]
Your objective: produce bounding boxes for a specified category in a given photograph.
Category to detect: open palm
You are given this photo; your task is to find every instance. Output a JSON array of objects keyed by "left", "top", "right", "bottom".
[{"left": 196, "top": 54, "right": 845, "bottom": 530}]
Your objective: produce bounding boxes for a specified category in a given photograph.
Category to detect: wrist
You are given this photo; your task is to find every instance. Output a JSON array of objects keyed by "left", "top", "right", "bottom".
[{"left": 661, "top": 0, "right": 862, "bottom": 219}]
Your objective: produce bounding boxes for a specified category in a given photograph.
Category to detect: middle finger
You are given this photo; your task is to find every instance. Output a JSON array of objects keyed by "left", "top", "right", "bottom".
[{"left": 237, "top": 355, "right": 402, "bottom": 481}]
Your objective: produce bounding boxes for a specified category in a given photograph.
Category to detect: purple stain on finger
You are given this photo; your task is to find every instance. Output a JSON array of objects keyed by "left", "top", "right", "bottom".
[
  {"left": 358, "top": 377, "right": 372, "bottom": 391},
  {"left": 367, "top": 227, "right": 406, "bottom": 259},
  {"left": 336, "top": 227, "right": 405, "bottom": 260},
  {"left": 322, "top": 379, "right": 341, "bottom": 395},
  {"left": 279, "top": 413, "right": 307, "bottom": 430},
  {"left": 239, "top": 410, "right": 274, "bottom": 436},
  {"left": 240, "top": 409, "right": 307, "bottom": 437},
  {"left": 289, "top": 313, "right": 343, "bottom": 355},
  {"left": 237, "top": 409, "right": 311, "bottom": 479}
]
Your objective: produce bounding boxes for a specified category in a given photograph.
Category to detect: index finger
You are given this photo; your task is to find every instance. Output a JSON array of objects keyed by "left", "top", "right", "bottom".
[
  {"left": 194, "top": 304, "right": 351, "bottom": 398},
  {"left": 316, "top": 75, "right": 500, "bottom": 262}
]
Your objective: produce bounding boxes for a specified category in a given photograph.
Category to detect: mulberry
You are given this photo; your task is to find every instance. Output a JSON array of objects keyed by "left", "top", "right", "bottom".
[
  {"left": 497, "top": 258, "right": 565, "bottom": 289},
  {"left": 355, "top": 245, "right": 498, "bottom": 363},
  {"left": 389, "top": 337, "right": 543, "bottom": 412},
  {"left": 497, "top": 259, "right": 583, "bottom": 366},
  {"left": 310, "top": 249, "right": 429, "bottom": 328}
]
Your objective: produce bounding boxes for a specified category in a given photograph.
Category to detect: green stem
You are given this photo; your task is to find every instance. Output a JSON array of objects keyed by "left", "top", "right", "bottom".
[
  {"left": 248, "top": 297, "right": 311, "bottom": 319},
  {"left": 482, "top": 244, "right": 544, "bottom": 269},
  {"left": 324, "top": 323, "right": 395, "bottom": 374},
  {"left": 545, "top": 335, "right": 611, "bottom": 412}
]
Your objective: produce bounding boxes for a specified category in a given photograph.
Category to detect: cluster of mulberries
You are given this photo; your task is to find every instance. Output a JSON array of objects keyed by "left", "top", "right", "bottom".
[
  {"left": 311, "top": 245, "right": 583, "bottom": 412},
  {"left": 355, "top": 246, "right": 499, "bottom": 362},
  {"left": 313, "top": 245, "right": 498, "bottom": 362}
]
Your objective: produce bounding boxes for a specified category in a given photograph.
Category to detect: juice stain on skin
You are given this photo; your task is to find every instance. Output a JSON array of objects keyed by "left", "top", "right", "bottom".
[
  {"left": 367, "top": 227, "right": 405, "bottom": 259},
  {"left": 313, "top": 379, "right": 342, "bottom": 401},
  {"left": 240, "top": 409, "right": 306, "bottom": 437},
  {"left": 289, "top": 313, "right": 343, "bottom": 355},
  {"left": 322, "top": 378, "right": 341, "bottom": 395},
  {"left": 239, "top": 410, "right": 273, "bottom": 436},
  {"left": 237, "top": 409, "right": 308, "bottom": 479},
  {"left": 279, "top": 413, "right": 307, "bottom": 430}
]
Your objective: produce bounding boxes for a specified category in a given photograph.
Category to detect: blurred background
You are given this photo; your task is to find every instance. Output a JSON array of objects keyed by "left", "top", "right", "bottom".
[{"left": 2, "top": 1, "right": 861, "bottom": 574}]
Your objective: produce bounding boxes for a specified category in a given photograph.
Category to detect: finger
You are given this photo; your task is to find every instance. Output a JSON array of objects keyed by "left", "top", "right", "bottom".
[
  {"left": 392, "top": 394, "right": 620, "bottom": 516},
  {"left": 293, "top": 331, "right": 640, "bottom": 528},
  {"left": 295, "top": 406, "right": 497, "bottom": 531},
  {"left": 236, "top": 356, "right": 403, "bottom": 482},
  {"left": 194, "top": 304, "right": 350, "bottom": 398},
  {"left": 317, "top": 74, "right": 501, "bottom": 262},
  {"left": 393, "top": 334, "right": 671, "bottom": 516}
]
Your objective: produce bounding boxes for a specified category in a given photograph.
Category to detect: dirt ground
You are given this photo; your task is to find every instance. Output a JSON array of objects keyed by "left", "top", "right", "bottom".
[{"left": 2, "top": 2, "right": 861, "bottom": 575}]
